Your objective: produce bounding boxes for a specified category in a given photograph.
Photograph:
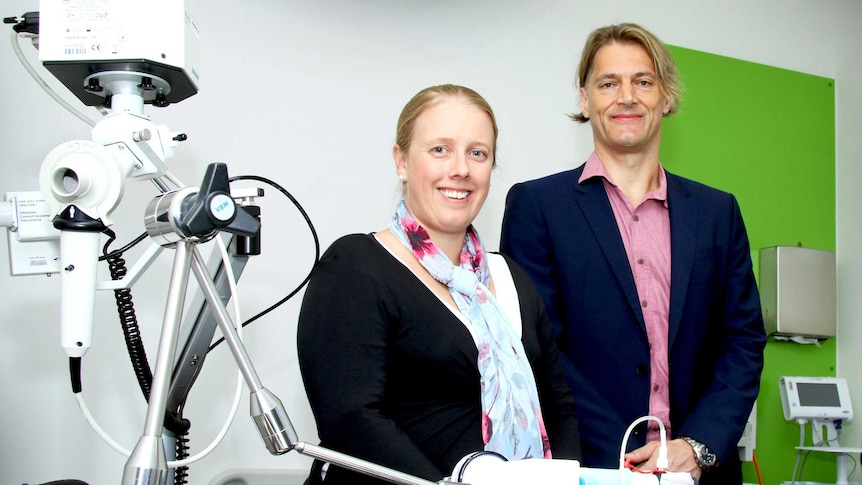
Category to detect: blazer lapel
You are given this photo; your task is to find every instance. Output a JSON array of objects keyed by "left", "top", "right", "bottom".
[
  {"left": 666, "top": 173, "right": 696, "bottom": 349},
  {"left": 573, "top": 177, "right": 646, "bottom": 331}
]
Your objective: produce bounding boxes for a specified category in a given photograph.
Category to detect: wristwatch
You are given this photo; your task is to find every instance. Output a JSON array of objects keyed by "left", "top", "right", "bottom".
[{"left": 679, "top": 436, "right": 718, "bottom": 470}]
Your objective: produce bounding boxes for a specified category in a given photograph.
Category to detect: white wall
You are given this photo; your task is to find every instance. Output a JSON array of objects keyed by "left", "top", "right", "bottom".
[
  {"left": 0, "top": 1, "right": 857, "bottom": 483},
  {"left": 835, "top": 0, "right": 862, "bottom": 453}
]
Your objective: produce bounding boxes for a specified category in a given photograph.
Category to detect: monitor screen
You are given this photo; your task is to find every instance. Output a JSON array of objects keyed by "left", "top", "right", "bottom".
[
  {"left": 780, "top": 376, "right": 853, "bottom": 421},
  {"left": 797, "top": 382, "right": 842, "bottom": 407}
]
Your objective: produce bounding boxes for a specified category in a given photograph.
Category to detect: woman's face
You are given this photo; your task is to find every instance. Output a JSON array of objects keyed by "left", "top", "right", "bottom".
[{"left": 394, "top": 97, "right": 495, "bottom": 241}]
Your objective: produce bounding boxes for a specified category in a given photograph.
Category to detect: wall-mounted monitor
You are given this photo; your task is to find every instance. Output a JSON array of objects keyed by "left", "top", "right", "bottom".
[{"left": 779, "top": 376, "right": 853, "bottom": 421}]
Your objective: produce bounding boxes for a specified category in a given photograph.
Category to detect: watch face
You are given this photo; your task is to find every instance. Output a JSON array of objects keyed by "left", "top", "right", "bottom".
[{"left": 700, "top": 449, "right": 717, "bottom": 466}]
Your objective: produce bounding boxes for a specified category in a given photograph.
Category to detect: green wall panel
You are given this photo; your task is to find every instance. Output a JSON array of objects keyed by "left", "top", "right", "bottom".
[{"left": 662, "top": 46, "right": 836, "bottom": 485}]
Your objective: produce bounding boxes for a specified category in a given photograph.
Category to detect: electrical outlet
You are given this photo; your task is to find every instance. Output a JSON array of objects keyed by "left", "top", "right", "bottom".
[{"left": 738, "top": 401, "right": 757, "bottom": 461}]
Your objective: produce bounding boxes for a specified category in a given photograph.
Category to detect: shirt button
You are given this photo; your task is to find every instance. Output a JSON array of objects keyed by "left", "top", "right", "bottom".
[
  {"left": 638, "top": 258, "right": 645, "bottom": 265},
  {"left": 633, "top": 215, "right": 640, "bottom": 222},
  {"left": 642, "top": 300, "right": 648, "bottom": 308},
  {"left": 653, "top": 384, "right": 660, "bottom": 392}
]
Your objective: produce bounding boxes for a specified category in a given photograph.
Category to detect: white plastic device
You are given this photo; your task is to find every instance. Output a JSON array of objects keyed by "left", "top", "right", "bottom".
[
  {"left": 450, "top": 453, "right": 581, "bottom": 485},
  {"left": 37, "top": 0, "right": 200, "bottom": 107},
  {"left": 779, "top": 376, "right": 853, "bottom": 421},
  {"left": 3, "top": 191, "right": 60, "bottom": 276},
  {"left": 448, "top": 452, "right": 693, "bottom": 485},
  {"left": 447, "top": 415, "right": 693, "bottom": 485}
]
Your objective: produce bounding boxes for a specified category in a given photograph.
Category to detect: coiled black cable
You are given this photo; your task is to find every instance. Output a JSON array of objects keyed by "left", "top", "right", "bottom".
[
  {"left": 102, "top": 228, "right": 192, "bottom": 484},
  {"left": 174, "top": 434, "right": 191, "bottom": 484},
  {"left": 102, "top": 228, "right": 153, "bottom": 400}
]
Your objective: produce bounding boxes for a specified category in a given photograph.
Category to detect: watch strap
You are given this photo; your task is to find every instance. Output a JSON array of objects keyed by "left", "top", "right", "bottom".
[{"left": 679, "top": 436, "right": 718, "bottom": 470}]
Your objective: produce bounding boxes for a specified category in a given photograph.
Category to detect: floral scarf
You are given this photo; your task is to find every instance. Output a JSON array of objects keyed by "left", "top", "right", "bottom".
[{"left": 388, "top": 200, "right": 550, "bottom": 459}]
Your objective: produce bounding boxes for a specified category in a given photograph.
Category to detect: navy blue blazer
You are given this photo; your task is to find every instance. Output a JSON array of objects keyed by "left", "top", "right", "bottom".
[{"left": 500, "top": 164, "right": 766, "bottom": 470}]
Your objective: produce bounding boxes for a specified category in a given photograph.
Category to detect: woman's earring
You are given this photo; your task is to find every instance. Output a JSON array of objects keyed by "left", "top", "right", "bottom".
[{"left": 399, "top": 174, "right": 406, "bottom": 182}]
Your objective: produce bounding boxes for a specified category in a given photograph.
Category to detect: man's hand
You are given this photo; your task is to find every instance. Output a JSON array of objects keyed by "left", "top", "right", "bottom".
[{"left": 623, "top": 438, "right": 702, "bottom": 480}]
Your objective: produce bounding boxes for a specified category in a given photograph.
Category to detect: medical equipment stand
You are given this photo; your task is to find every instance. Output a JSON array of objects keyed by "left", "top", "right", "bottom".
[
  {"left": 122, "top": 163, "right": 452, "bottom": 485},
  {"left": 782, "top": 419, "right": 862, "bottom": 485},
  {"left": 122, "top": 163, "right": 281, "bottom": 483}
]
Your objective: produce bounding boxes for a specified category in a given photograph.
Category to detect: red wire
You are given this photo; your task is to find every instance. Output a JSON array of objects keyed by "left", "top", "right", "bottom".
[
  {"left": 752, "top": 450, "right": 764, "bottom": 485},
  {"left": 623, "top": 458, "right": 666, "bottom": 474}
]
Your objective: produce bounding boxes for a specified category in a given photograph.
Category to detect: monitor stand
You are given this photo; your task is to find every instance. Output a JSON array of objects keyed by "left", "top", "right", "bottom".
[{"left": 782, "top": 419, "right": 862, "bottom": 485}]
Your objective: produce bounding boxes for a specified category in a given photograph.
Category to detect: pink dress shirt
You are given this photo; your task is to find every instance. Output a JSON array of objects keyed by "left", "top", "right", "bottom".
[{"left": 579, "top": 152, "right": 672, "bottom": 443}]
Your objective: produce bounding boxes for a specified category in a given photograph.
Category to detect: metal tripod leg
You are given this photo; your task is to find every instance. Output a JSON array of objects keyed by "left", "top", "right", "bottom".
[
  {"left": 188, "top": 246, "right": 297, "bottom": 454},
  {"left": 123, "top": 240, "right": 193, "bottom": 485}
]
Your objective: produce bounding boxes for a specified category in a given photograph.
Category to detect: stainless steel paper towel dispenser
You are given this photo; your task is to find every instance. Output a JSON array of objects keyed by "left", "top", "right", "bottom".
[{"left": 759, "top": 246, "right": 836, "bottom": 338}]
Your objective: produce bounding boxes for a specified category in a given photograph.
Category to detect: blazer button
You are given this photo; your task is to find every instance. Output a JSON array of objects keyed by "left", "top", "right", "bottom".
[{"left": 636, "top": 364, "right": 648, "bottom": 377}]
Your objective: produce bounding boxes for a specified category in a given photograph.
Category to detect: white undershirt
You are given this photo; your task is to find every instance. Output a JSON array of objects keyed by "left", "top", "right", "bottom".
[{"left": 376, "top": 237, "right": 523, "bottom": 342}]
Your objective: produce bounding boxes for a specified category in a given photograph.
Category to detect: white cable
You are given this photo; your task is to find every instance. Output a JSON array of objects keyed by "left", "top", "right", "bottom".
[
  {"left": 797, "top": 419, "right": 807, "bottom": 447},
  {"left": 10, "top": 31, "right": 99, "bottom": 127},
  {"left": 618, "top": 416, "right": 668, "bottom": 485},
  {"left": 790, "top": 419, "right": 807, "bottom": 483},
  {"left": 76, "top": 374, "right": 244, "bottom": 468},
  {"left": 75, "top": 393, "right": 131, "bottom": 456},
  {"left": 73, "top": 232, "right": 245, "bottom": 468},
  {"left": 170, "top": 373, "right": 243, "bottom": 467},
  {"left": 808, "top": 418, "right": 844, "bottom": 447}
]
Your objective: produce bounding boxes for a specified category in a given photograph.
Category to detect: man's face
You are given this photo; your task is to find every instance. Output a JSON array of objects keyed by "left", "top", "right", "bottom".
[{"left": 579, "top": 42, "right": 671, "bottom": 156}]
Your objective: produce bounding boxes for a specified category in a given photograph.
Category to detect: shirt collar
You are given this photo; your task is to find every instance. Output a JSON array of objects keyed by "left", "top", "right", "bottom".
[{"left": 578, "top": 151, "right": 669, "bottom": 205}]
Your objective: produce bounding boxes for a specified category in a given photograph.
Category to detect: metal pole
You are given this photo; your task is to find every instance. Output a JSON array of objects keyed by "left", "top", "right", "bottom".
[{"left": 123, "top": 240, "right": 193, "bottom": 485}]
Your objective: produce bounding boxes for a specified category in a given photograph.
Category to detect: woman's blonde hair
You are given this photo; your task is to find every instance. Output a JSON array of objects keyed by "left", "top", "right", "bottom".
[{"left": 395, "top": 84, "right": 498, "bottom": 166}]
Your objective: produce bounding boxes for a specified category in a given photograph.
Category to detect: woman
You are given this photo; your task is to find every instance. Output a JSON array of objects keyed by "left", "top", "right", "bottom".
[{"left": 297, "top": 84, "right": 580, "bottom": 484}]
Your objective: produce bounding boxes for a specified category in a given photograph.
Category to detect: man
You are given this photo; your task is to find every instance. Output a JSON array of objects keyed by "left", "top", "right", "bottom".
[{"left": 500, "top": 23, "right": 765, "bottom": 484}]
